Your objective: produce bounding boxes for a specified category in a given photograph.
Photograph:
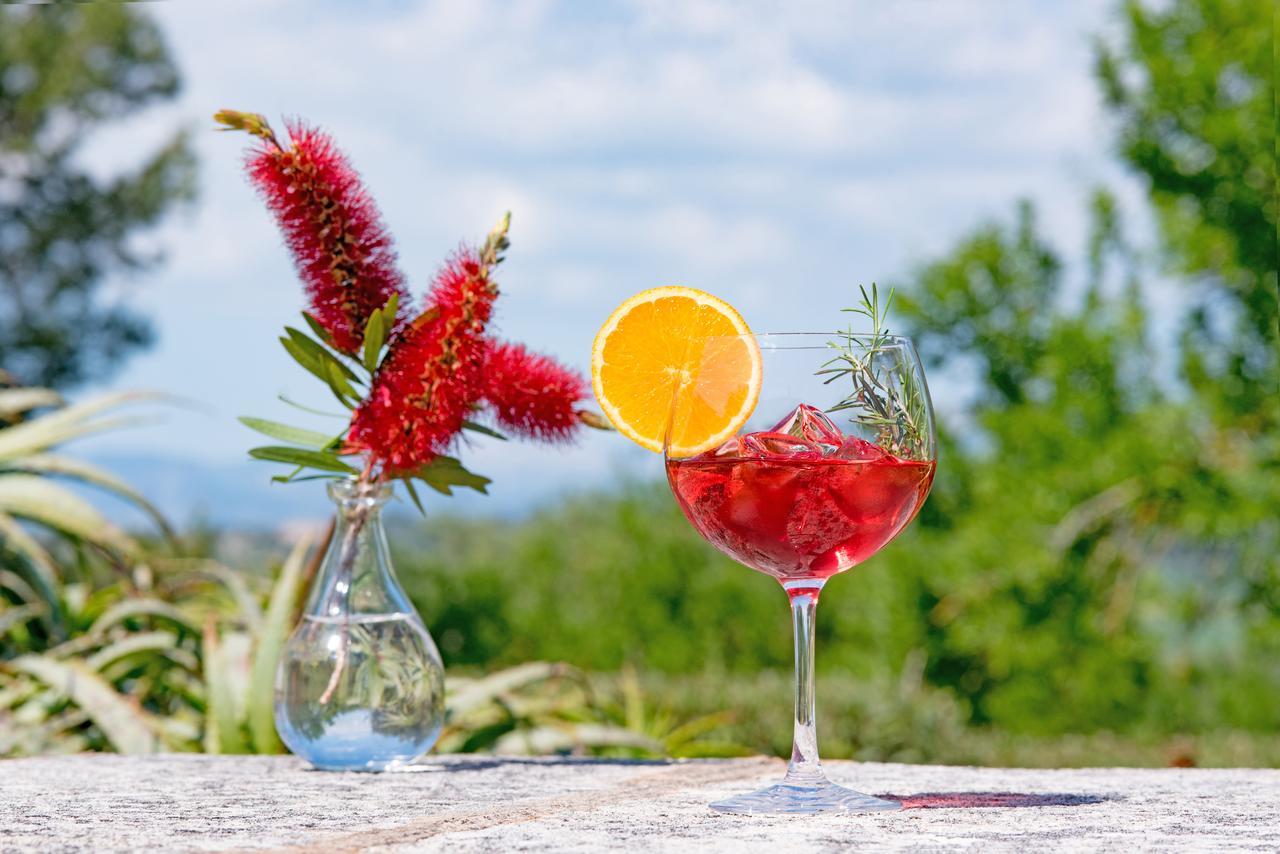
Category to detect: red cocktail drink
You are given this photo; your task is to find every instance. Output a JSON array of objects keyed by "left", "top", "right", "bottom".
[
  {"left": 666, "top": 405, "right": 932, "bottom": 583},
  {"left": 657, "top": 327, "right": 937, "bottom": 815}
]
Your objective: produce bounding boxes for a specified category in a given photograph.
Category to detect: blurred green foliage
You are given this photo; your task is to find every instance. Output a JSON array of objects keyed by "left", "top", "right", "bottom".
[
  {"left": 395, "top": 0, "right": 1278, "bottom": 755},
  {"left": 2, "top": 0, "right": 1276, "bottom": 766},
  {"left": 0, "top": 3, "right": 194, "bottom": 388},
  {"left": 0, "top": 396, "right": 736, "bottom": 760},
  {"left": 1098, "top": 0, "right": 1277, "bottom": 421}
]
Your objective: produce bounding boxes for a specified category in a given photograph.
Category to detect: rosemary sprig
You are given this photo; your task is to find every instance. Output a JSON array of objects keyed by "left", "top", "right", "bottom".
[{"left": 818, "top": 283, "right": 929, "bottom": 459}]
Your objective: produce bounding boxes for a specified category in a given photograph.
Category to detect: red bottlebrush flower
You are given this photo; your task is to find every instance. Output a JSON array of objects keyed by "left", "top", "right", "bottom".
[
  {"left": 347, "top": 248, "right": 497, "bottom": 472},
  {"left": 481, "top": 340, "right": 586, "bottom": 443},
  {"left": 245, "top": 121, "right": 407, "bottom": 353}
]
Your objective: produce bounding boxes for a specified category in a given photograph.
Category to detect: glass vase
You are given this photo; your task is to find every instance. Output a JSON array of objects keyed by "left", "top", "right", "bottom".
[{"left": 274, "top": 477, "right": 445, "bottom": 771}]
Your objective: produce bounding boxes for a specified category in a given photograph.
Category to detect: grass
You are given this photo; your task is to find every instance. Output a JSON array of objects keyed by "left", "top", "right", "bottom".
[{"left": 620, "top": 669, "right": 1280, "bottom": 768}]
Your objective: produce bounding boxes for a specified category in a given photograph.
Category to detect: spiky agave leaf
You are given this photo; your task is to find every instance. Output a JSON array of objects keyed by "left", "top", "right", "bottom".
[
  {"left": 5, "top": 454, "right": 173, "bottom": 540},
  {"left": 247, "top": 533, "right": 316, "bottom": 753},
  {"left": 0, "top": 388, "right": 63, "bottom": 421},
  {"left": 0, "top": 391, "right": 166, "bottom": 461},
  {"left": 0, "top": 475, "right": 139, "bottom": 562},
  {"left": 4, "top": 656, "right": 160, "bottom": 754}
]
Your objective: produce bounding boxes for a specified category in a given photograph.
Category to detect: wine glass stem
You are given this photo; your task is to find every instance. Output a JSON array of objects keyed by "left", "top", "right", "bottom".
[{"left": 784, "top": 580, "right": 826, "bottom": 786}]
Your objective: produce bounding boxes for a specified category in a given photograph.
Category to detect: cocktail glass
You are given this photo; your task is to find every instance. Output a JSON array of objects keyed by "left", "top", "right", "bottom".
[{"left": 664, "top": 332, "right": 937, "bottom": 814}]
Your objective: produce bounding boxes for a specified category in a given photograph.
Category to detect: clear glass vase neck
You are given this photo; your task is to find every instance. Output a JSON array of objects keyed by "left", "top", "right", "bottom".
[{"left": 303, "top": 477, "right": 414, "bottom": 620}]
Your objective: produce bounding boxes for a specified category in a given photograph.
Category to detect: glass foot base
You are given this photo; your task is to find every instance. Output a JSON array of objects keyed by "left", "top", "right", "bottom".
[{"left": 710, "top": 780, "right": 901, "bottom": 815}]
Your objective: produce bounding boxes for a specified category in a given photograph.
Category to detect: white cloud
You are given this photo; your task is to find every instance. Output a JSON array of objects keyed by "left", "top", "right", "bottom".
[{"left": 74, "top": 0, "right": 1149, "bottom": 522}]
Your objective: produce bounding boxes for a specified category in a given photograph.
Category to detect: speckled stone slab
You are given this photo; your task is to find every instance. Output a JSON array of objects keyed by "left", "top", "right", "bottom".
[{"left": 1, "top": 754, "right": 1276, "bottom": 852}]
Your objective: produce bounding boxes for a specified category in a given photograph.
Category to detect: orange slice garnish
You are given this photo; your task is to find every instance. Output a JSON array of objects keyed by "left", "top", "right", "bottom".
[{"left": 591, "top": 287, "right": 761, "bottom": 456}]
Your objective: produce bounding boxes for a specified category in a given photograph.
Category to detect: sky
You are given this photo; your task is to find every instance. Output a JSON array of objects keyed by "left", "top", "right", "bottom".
[{"left": 75, "top": 0, "right": 1159, "bottom": 529}]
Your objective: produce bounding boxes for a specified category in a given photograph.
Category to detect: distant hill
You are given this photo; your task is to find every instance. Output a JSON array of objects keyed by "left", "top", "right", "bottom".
[{"left": 81, "top": 451, "right": 612, "bottom": 532}]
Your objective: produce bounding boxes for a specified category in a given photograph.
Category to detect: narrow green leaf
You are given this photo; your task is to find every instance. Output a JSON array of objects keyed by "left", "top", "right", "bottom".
[
  {"left": 272, "top": 473, "right": 344, "bottom": 483},
  {"left": 491, "top": 723, "right": 663, "bottom": 756},
  {"left": 301, "top": 312, "right": 335, "bottom": 348},
  {"left": 271, "top": 465, "right": 305, "bottom": 484},
  {"left": 7, "top": 655, "right": 159, "bottom": 754},
  {"left": 202, "top": 623, "right": 249, "bottom": 754},
  {"left": 276, "top": 395, "right": 346, "bottom": 418},
  {"left": 324, "top": 384, "right": 357, "bottom": 411},
  {"left": 462, "top": 420, "right": 508, "bottom": 441},
  {"left": 279, "top": 335, "right": 326, "bottom": 383},
  {"left": 662, "top": 709, "right": 738, "bottom": 751},
  {"left": 91, "top": 599, "right": 200, "bottom": 637},
  {"left": 380, "top": 293, "right": 399, "bottom": 329},
  {"left": 155, "top": 559, "right": 263, "bottom": 635},
  {"left": 279, "top": 339, "right": 357, "bottom": 410},
  {"left": 0, "top": 568, "right": 42, "bottom": 608},
  {"left": 0, "top": 389, "right": 163, "bottom": 440},
  {"left": 446, "top": 661, "right": 570, "bottom": 717},
  {"left": 362, "top": 309, "right": 385, "bottom": 374},
  {"left": 249, "top": 534, "right": 314, "bottom": 754},
  {"left": 401, "top": 477, "right": 426, "bottom": 516},
  {"left": 0, "top": 509, "right": 61, "bottom": 593},
  {"left": 0, "top": 388, "right": 63, "bottom": 420},
  {"left": 238, "top": 417, "right": 332, "bottom": 449},
  {"left": 0, "top": 564, "right": 61, "bottom": 637},
  {"left": 5, "top": 453, "right": 174, "bottom": 540},
  {"left": 86, "top": 631, "right": 187, "bottom": 672},
  {"left": 249, "top": 446, "right": 357, "bottom": 474},
  {"left": 324, "top": 361, "right": 359, "bottom": 403},
  {"left": 0, "top": 414, "right": 151, "bottom": 463},
  {"left": 284, "top": 327, "right": 360, "bottom": 382},
  {"left": 0, "top": 604, "right": 45, "bottom": 639},
  {"left": 0, "top": 475, "right": 138, "bottom": 559},
  {"left": 413, "top": 454, "right": 491, "bottom": 496},
  {"left": 280, "top": 336, "right": 360, "bottom": 411}
]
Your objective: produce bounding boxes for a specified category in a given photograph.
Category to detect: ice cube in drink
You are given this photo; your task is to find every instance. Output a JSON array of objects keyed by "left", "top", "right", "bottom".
[{"left": 667, "top": 404, "right": 934, "bottom": 582}]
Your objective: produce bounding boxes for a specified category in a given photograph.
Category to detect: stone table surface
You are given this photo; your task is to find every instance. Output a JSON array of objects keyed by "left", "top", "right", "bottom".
[{"left": 1, "top": 754, "right": 1277, "bottom": 852}]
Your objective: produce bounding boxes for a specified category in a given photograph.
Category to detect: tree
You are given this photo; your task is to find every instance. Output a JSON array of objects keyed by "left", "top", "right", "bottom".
[
  {"left": 1096, "top": 0, "right": 1277, "bottom": 422},
  {"left": 0, "top": 4, "right": 194, "bottom": 389},
  {"left": 873, "top": 0, "right": 1280, "bottom": 735}
]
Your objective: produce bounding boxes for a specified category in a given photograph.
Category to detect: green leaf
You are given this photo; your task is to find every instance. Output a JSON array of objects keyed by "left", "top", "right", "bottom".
[
  {"left": 271, "top": 473, "right": 343, "bottom": 483},
  {"left": 279, "top": 333, "right": 360, "bottom": 409},
  {"left": 238, "top": 417, "right": 333, "bottom": 449},
  {"left": 85, "top": 631, "right": 187, "bottom": 672},
  {"left": 301, "top": 312, "right": 335, "bottom": 348},
  {"left": 446, "top": 662, "right": 570, "bottom": 717},
  {"left": 0, "top": 508, "right": 62, "bottom": 593},
  {"left": 662, "top": 709, "right": 738, "bottom": 752},
  {"left": 279, "top": 335, "right": 326, "bottom": 382},
  {"left": 0, "top": 475, "right": 138, "bottom": 559},
  {"left": 0, "top": 604, "right": 46, "bottom": 639},
  {"left": 362, "top": 308, "right": 385, "bottom": 374},
  {"left": 0, "top": 388, "right": 63, "bottom": 420},
  {"left": 412, "top": 454, "right": 491, "bottom": 496},
  {"left": 203, "top": 623, "right": 250, "bottom": 754},
  {"left": 380, "top": 293, "right": 399, "bottom": 329},
  {"left": 91, "top": 598, "right": 200, "bottom": 637},
  {"left": 154, "top": 559, "right": 263, "bottom": 635},
  {"left": 271, "top": 465, "right": 305, "bottom": 484},
  {"left": 4, "top": 453, "right": 174, "bottom": 540},
  {"left": 462, "top": 420, "right": 508, "bottom": 441},
  {"left": 248, "top": 534, "right": 314, "bottom": 754},
  {"left": 401, "top": 477, "right": 426, "bottom": 516},
  {"left": 6, "top": 655, "right": 159, "bottom": 754},
  {"left": 249, "top": 446, "right": 358, "bottom": 474},
  {"left": 492, "top": 723, "right": 663, "bottom": 756},
  {"left": 324, "top": 360, "right": 359, "bottom": 405},
  {"left": 276, "top": 395, "right": 346, "bottom": 418},
  {"left": 0, "top": 391, "right": 165, "bottom": 461},
  {"left": 284, "top": 327, "right": 360, "bottom": 382},
  {"left": 0, "top": 394, "right": 158, "bottom": 461}
]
